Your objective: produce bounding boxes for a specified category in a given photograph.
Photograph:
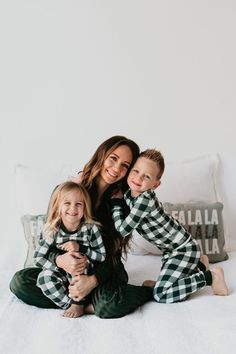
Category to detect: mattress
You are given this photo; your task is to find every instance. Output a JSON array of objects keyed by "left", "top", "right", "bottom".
[{"left": 0, "top": 252, "right": 235, "bottom": 354}]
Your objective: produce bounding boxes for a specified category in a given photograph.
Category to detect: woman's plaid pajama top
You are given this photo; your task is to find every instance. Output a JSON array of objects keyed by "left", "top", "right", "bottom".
[
  {"left": 111, "top": 189, "right": 208, "bottom": 303},
  {"left": 34, "top": 223, "right": 106, "bottom": 309}
]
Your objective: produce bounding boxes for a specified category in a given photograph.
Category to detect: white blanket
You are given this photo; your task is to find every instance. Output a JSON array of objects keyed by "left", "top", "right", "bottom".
[{"left": 0, "top": 253, "right": 235, "bottom": 354}]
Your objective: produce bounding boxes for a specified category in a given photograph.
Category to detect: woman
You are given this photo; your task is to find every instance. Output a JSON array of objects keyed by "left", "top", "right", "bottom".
[{"left": 10, "top": 136, "right": 153, "bottom": 318}]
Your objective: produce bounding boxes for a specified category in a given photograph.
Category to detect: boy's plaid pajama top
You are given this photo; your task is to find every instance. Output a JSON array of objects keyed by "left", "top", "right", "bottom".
[
  {"left": 111, "top": 189, "right": 208, "bottom": 303},
  {"left": 34, "top": 223, "right": 106, "bottom": 309}
]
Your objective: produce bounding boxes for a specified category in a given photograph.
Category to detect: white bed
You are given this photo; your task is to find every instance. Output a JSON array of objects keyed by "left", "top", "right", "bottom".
[
  {"left": 0, "top": 252, "right": 235, "bottom": 354},
  {"left": 1, "top": 153, "right": 235, "bottom": 354}
]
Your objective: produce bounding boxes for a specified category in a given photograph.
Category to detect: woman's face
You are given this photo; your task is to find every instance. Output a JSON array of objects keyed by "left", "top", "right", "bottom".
[{"left": 100, "top": 145, "right": 133, "bottom": 185}]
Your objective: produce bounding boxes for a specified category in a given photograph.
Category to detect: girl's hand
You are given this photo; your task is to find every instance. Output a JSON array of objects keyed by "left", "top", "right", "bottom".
[
  {"left": 69, "top": 274, "right": 98, "bottom": 301},
  {"left": 56, "top": 252, "right": 87, "bottom": 276},
  {"left": 60, "top": 241, "right": 80, "bottom": 252}
]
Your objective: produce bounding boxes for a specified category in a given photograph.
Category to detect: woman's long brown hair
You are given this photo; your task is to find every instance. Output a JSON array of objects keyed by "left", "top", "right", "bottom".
[{"left": 80, "top": 136, "right": 140, "bottom": 262}]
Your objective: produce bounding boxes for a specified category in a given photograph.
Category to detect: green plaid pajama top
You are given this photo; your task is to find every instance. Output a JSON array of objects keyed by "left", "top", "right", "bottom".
[
  {"left": 111, "top": 189, "right": 208, "bottom": 303},
  {"left": 111, "top": 189, "right": 192, "bottom": 252},
  {"left": 35, "top": 223, "right": 106, "bottom": 272},
  {"left": 34, "top": 223, "right": 106, "bottom": 309}
]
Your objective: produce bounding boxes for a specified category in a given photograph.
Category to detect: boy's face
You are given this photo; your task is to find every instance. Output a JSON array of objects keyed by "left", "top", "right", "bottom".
[{"left": 127, "top": 157, "right": 161, "bottom": 197}]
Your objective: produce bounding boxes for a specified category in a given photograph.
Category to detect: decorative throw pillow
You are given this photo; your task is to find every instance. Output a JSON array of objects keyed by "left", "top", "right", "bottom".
[
  {"left": 21, "top": 214, "right": 46, "bottom": 268},
  {"left": 163, "top": 202, "right": 228, "bottom": 263}
]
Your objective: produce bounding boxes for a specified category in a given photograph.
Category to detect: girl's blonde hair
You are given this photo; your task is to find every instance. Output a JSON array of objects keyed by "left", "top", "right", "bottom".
[{"left": 43, "top": 181, "right": 95, "bottom": 240}]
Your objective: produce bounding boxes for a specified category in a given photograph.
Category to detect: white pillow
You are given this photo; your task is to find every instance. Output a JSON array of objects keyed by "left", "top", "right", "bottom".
[
  {"left": 129, "top": 231, "right": 162, "bottom": 256},
  {"left": 14, "top": 164, "right": 73, "bottom": 215},
  {"left": 156, "top": 154, "right": 219, "bottom": 203},
  {"left": 216, "top": 153, "right": 236, "bottom": 251}
]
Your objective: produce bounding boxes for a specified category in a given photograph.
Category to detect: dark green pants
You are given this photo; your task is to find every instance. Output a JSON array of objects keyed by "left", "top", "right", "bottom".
[{"left": 9, "top": 267, "right": 153, "bottom": 318}]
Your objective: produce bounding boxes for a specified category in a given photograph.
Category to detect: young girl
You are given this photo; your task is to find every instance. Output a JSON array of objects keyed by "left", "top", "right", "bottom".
[
  {"left": 34, "top": 181, "right": 106, "bottom": 318},
  {"left": 111, "top": 149, "right": 229, "bottom": 303}
]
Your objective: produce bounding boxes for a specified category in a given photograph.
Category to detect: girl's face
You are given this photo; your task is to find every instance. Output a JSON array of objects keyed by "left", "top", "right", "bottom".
[
  {"left": 127, "top": 157, "right": 160, "bottom": 197},
  {"left": 60, "top": 189, "right": 84, "bottom": 231},
  {"left": 100, "top": 145, "right": 133, "bottom": 186}
]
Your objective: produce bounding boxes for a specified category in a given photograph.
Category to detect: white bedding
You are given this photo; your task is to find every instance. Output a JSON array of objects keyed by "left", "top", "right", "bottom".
[{"left": 0, "top": 252, "right": 235, "bottom": 354}]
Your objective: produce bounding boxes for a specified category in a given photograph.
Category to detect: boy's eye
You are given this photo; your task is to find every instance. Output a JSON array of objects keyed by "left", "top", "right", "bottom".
[
  {"left": 145, "top": 175, "right": 151, "bottom": 180},
  {"left": 64, "top": 202, "right": 70, "bottom": 205}
]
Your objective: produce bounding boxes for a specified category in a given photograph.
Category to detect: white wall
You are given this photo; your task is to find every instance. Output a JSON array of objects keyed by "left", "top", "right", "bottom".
[{"left": 1, "top": 1, "right": 235, "bottom": 266}]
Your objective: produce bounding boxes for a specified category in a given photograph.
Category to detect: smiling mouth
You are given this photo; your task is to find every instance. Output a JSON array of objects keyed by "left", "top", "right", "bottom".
[
  {"left": 131, "top": 181, "right": 141, "bottom": 187},
  {"left": 106, "top": 170, "right": 118, "bottom": 178}
]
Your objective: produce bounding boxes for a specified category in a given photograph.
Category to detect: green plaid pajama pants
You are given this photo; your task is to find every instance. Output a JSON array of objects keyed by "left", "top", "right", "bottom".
[
  {"left": 153, "top": 239, "right": 207, "bottom": 303},
  {"left": 10, "top": 262, "right": 153, "bottom": 318}
]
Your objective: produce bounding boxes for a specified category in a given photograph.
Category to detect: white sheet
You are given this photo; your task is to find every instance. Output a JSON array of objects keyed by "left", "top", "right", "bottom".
[{"left": 0, "top": 252, "right": 235, "bottom": 354}]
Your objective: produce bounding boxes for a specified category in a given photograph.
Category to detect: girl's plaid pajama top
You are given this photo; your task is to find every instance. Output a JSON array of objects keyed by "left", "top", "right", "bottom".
[
  {"left": 111, "top": 189, "right": 209, "bottom": 303},
  {"left": 34, "top": 223, "right": 106, "bottom": 309}
]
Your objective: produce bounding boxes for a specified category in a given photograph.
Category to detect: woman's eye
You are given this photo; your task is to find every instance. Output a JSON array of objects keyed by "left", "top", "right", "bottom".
[
  {"left": 110, "top": 155, "right": 117, "bottom": 161},
  {"left": 122, "top": 164, "right": 129, "bottom": 169}
]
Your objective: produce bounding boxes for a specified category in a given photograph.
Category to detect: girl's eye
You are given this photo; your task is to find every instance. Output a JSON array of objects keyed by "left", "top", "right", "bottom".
[
  {"left": 110, "top": 155, "right": 117, "bottom": 161},
  {"left": 76, "top": 203, "right": 83, "bottom": 207}
]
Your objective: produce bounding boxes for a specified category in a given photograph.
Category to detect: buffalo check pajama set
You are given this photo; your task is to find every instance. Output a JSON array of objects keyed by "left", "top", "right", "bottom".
[
  {"left": 34, "top": 223, "right": 106, "bottom": 309},
  {"left": 111, "top": 189, "right": 212, "bottom": 303}
]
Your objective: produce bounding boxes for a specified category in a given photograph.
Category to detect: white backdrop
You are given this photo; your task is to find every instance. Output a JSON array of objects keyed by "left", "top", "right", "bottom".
[{"left": 1, "top": 1, "right": 235, "bottom": 266}]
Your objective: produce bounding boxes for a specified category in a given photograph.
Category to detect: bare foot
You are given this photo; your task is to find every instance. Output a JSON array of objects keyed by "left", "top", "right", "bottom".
[
  {"left": 63, "top": 304, "right": 85, "bottom": 318},
  {"left": 211, "top": 267, "right": 229, "bottom": 296},
  {"left": 200, "top": 255, "right": 209, "bottom": 270},
  {"left": 84, "top": 304, "right": 95, "bottom": 314},
  {"left": 142, "top": 280, "right": 156, "bottom": 288}
]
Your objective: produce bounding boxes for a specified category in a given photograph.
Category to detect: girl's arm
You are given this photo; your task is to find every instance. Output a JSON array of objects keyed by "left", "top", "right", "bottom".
[
  {"left": 79, "top": 224, "right": 106, "bottom": 263},
  {"left": 34, "top": 238, "right": 57, "bottom": 270}
]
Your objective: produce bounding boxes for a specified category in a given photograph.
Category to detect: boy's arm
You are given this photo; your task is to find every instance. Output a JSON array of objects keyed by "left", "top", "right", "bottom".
[{"left": 110, "top": 194, "right": 154, "bottom": 237}]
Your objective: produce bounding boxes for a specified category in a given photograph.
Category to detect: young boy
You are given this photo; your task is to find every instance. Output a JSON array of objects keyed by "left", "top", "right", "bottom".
[{"left": 111, "top": 149, "right": 228, "bottom": 303}]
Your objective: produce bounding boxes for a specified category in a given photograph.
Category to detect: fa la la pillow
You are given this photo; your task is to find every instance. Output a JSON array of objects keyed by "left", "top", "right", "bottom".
[{"left": 163, "top": 202, "right": 228, "bottom": 263}]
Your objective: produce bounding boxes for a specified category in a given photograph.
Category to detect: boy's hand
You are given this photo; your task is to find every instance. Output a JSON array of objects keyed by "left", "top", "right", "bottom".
[
  {"left": 111, "top": 190, "right": 124, "bottom": 199},
  {"left": 60, "top": 241, "right": 80, "bottom": 252}
]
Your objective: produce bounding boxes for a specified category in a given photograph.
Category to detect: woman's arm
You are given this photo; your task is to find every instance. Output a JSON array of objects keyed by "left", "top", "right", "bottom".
[{"left": 68, "top": 256, "right": 116, "bottom": 300}]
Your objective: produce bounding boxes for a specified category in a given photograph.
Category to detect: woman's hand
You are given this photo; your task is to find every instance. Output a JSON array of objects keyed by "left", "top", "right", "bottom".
[
  {"left": 56, "top": 252, "right": 87, "bottom": 276},
  {"left": 68, "top": 275, "right": 98, "bottom": 301},
  {"left": 60, "top": 241, "right": 80, "bottom": 252}
]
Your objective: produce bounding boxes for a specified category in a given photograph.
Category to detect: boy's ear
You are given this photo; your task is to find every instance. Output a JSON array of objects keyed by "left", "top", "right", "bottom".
[{"left": 153, "top": 180, "right": 161, "bottom": 190}]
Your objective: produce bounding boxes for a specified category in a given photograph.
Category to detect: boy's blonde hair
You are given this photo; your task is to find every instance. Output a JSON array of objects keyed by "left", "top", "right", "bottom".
[
  {"left": 139, "top": 149, "right": 165, "bottom": 179},
  {"left": 43, "top": 181, "right": 95, "bottom": 240}
]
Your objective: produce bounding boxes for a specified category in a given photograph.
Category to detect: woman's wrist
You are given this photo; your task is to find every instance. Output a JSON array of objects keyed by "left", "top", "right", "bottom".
[{"left": 89, "top": 274, "right": 99, "bottom": 289}]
